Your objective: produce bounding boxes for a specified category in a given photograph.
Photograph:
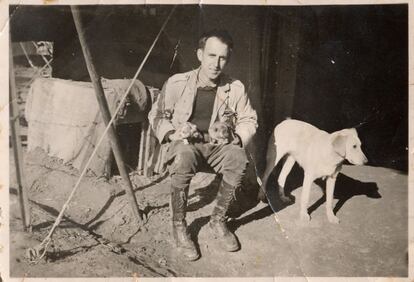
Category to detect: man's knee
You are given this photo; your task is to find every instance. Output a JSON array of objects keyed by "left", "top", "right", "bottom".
[
  {"left": 219, "top": 145, "right": 248, "bottom": 187},
  {"left": 222, "top": 145, "right": 248, "bottom": 170},
  {"left": 169, "top": 142, "right": 199, "bottom": 174}
]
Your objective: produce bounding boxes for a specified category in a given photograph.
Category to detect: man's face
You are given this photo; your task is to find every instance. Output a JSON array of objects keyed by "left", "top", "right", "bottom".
[{"left": 197, "top": 37, "right": 230, "bottom": 82}]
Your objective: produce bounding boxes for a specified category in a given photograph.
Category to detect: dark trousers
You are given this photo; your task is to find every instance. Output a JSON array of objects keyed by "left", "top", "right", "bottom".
[{"left": 166, "top": 140, "right": 249, "bottom": 221}]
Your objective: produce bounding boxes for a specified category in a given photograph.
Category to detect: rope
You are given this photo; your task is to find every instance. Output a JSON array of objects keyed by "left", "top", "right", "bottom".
[{"left": 28, "top": 5, "right": 177, "bottom": 263}]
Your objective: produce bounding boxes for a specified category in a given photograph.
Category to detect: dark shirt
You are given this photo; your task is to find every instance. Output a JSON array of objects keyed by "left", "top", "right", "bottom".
[{"left": 188, "top": 87, "right": 216, "bottom": 133}]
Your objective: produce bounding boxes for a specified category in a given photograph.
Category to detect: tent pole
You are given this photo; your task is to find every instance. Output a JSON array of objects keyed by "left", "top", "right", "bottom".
[
  {"left": 10, "top": 41, "right": 32, "bottom": 231},
  {"left": 71, "top": 6, "right": 143, "bottom": 222}
]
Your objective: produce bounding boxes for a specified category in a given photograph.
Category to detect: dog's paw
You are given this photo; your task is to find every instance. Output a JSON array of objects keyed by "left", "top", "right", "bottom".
[
  {"left": 327, "top": 214, "right": 340, "bottom": 224},
  {"left": 280, "top": 195, "right": 294, "bottom": 205}
]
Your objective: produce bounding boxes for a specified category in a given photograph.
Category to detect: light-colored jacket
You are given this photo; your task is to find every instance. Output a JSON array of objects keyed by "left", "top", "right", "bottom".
[{"left": 148, "top": 68, "right": 258, "bottom": 146}]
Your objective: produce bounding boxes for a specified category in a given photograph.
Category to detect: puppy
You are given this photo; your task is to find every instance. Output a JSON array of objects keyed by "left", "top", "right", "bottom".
[
  {"left": 208, "top": 121, "right": 233, "bottom": 145},
  {"left": 169, "top": 122, "right": 202, "bottom": 144},
  {"left": 259, "top": 119, "right": 368, "bottom": 224}
]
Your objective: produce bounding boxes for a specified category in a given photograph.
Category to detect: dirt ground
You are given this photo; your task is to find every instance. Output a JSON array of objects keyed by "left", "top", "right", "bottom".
[
  {"left": 9, "top": 146, "right": 408, "bottom": 278},
  {"left": 8, "top": 65, "right": 408, "bottom": 278}
]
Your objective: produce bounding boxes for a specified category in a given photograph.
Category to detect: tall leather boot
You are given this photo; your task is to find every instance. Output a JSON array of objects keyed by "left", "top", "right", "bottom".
[
  {"left": 170, "top": 186, "right": 199, "bottom": 261},
  {"left": 209, "top": 180, "right": 240, "bottom": 252}
]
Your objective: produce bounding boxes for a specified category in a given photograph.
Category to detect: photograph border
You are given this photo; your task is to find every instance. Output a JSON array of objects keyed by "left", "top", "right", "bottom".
[{"left": 1, "top": 0, "right": 412, "bottom": 281}]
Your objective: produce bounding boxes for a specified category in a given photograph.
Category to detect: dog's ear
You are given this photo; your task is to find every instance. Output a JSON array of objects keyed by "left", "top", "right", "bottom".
[{"left": 331, "top": 133, "right": 347, "bottom": 158}]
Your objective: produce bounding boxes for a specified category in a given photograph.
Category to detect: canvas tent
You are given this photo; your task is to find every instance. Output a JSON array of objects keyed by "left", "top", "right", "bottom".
[{"left": 25, "top": 77, "right": 154, "bottom": 175}]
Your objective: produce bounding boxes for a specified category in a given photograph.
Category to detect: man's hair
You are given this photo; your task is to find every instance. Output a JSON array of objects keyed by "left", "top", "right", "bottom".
[{"left": 198, "top": 29, "right": 233, "bottom": 53}]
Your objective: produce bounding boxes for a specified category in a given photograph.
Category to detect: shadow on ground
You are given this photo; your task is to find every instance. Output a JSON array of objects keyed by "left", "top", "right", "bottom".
[{"left": 263, "top": 159, "right": 382, "bottom": 216}]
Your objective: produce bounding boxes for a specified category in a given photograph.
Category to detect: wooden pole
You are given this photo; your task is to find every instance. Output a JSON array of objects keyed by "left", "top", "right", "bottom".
[
  {"left": 9, "top": 41, "right": 31, "bottom": 230},
  {"left": 71, "top": 6, "right": 143, "bottom": 222}
]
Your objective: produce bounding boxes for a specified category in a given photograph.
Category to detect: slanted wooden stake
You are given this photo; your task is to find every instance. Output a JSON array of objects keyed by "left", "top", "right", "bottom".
[
  {"left": 9, "top": 41, "right": 31, "bottom": 230},
  {"left": 71, "top": 6, "right": 143, "bottom": 222}
]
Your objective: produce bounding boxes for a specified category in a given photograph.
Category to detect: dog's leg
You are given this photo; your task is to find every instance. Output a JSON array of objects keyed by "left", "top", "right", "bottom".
[
  {"left": 277, "top": 155, "right": 295, "bottom": 204},
  {"left": 299, "top": 173, "right": 314, "bottom": 222},
  {"left": 259, "top": 149, "right": 276, "bottom": 196},
  {"left": 326, "top": 174, "right": 339, "bottom": 224}
]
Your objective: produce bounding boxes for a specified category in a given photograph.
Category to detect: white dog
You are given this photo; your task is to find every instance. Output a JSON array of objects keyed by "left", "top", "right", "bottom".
[{"left": 259, "top": 119, "right": 368, "bottom": 224}]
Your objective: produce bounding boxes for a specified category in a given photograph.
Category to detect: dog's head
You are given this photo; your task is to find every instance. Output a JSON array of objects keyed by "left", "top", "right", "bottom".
[
  {"left": 331, "top": 128, "right": 368, "bottom": 165},
  {"left": 208, "top": 121, "right": 232, "bottom": 144},
  {"left": 176, "top": 122, "right": 201, "bottom": 139}
]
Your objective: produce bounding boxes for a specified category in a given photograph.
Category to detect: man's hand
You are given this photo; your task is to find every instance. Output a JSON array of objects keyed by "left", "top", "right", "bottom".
[
  {"left": 167, "top": 130, "right": 189, "bottom": 142},
  {"left": 168, "top": 131, "right": 182, "bottom": 141},
  {"left": 168, "top": 122, "right": 200, "bottom": 143},
  {"left": 164, "top": 130, "right": 176, "bottom": 143}
]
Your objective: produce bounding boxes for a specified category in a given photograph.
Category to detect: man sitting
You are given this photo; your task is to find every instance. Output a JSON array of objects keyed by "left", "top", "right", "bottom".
[{"left": 148, "top": 29, "right": 258, "bottom": 261}]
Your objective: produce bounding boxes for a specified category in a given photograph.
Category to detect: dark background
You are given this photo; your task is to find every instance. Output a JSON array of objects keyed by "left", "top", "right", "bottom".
[{"left": 10, "top": 4, "right": 408, "bottom": 172}]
